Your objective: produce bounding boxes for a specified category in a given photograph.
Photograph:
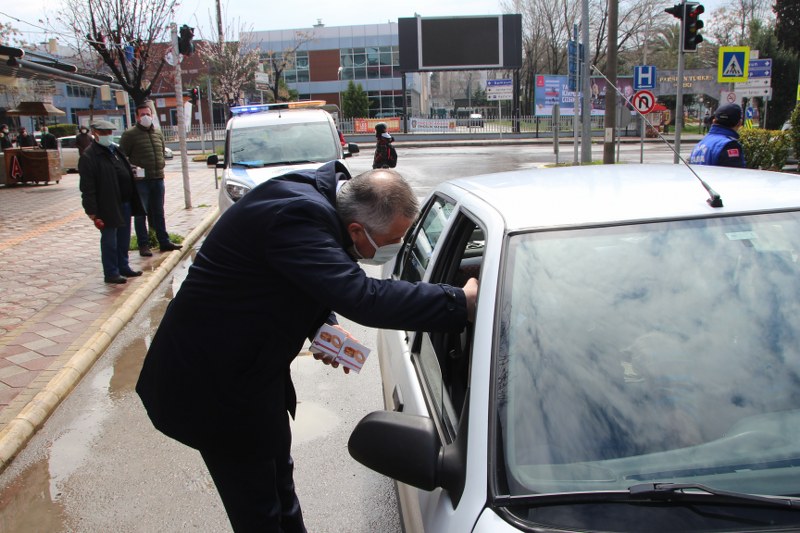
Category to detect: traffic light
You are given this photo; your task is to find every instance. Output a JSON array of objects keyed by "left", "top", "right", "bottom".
[
  {"left": 178, "top": 24, "right": 194, "bottom": 56},
  {"left": 664, "top": 3, "right": 684, "bottom": 20},
  {"left": 190, "top": 87, "right": 200, "bottom": 106},
  {"left": 683, "top": 3, "right": 704, "bottom": 52}
]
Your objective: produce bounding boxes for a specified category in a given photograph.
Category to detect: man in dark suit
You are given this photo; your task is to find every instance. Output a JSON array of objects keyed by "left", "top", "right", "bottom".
[{"left": 137, "top": 162, "right": 477, "bottom": 532}]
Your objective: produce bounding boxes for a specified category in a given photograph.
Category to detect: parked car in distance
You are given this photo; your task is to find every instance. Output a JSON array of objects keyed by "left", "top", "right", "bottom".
[
  {"left": 57, "top": 135, "right": 80, "bottom": 173},
  {"left": 349, "top": 164, "right": 800, "bottom": 532},
  {"left": 59, "top": 134, "right": 173, "bottom": 173},
  {"left": 207, "top": 101, "right": 359, "bottom": 212}
]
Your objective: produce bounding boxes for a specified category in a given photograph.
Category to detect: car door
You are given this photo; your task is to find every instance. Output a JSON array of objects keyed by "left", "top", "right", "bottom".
[{"left": 379, "top": 194, "right": 488, "bottom": 532}]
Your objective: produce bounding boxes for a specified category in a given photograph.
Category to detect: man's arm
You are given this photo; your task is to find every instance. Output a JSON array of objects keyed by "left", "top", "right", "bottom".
[{"left": 716, "top": 141, "right": 746, "bottom": 168}]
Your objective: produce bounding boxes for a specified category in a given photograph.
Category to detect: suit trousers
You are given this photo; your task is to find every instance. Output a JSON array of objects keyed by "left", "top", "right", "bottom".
[{"left": 199, "top": 411, "right": 306, "bottom": 533}]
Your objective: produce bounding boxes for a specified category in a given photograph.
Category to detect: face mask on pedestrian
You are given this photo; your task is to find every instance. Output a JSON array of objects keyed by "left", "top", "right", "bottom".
[
  {"left": 96, "top": 135, "right": 113, "bottom": 147},
  {"left": 138, "top": 115, "right": 153, "bottom": 128},
  {"left": 355, "top": 226, "right": 403, "bottom": 266}
]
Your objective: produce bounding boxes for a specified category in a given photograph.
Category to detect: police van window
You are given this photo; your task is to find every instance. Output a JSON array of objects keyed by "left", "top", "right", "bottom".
[{"left": 395, "top": 195, "right": 456, "bottom": 283}]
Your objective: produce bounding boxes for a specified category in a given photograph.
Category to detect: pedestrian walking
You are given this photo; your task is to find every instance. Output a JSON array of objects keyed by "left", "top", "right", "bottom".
[
  {"left": 75, "top": 126, "right": 93, "bottom": 155},
  {"left": 136, "top": 162, "right": 478, "bottom": 532},
  {"left": 372, "top": 122, "right": 397, "bottom": 169},
  {"left": 689, "top": 104, "right": 746, "bottom": 168},
  {"left": 78, "top": 120, "right": 146, "bottom": 284},
  {"left": 118, "top": 101, "right": 182, "bottom": 257}
]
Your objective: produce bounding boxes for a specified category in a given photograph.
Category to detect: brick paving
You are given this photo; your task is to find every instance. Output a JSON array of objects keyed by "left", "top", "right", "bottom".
[{"left": 0, "top": 157, "right": 220, "bottom": 433}]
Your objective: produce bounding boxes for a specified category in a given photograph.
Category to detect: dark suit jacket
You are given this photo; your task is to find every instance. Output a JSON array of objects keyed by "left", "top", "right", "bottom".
[{"left": 136, "top": 161, "right": 468, "bottom": 454}]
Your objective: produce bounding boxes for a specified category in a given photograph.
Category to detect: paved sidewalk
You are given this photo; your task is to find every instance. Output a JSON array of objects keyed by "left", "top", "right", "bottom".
[{"left": 0, "top": 157, "right": 220, "bottom": 470}]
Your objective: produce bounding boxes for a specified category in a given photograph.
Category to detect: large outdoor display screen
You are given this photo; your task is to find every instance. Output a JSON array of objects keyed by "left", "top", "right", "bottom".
[{"left": 399, "top": 15, "right": 522, "bottom": 71}]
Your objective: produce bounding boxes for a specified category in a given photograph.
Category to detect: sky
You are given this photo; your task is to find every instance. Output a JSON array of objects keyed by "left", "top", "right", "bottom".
[{"left": 3, "top": 0, "right": 730, "bottom": 46}]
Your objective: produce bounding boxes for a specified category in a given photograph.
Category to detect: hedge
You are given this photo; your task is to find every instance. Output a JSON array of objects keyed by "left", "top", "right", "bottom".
[{"left": 739, "top": 128, "right": 792, "bottom": 171}]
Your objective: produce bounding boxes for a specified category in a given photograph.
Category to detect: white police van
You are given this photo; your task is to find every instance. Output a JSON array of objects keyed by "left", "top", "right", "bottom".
[{"left": 207, "top": 101, "right": 359, "bottom": 212}]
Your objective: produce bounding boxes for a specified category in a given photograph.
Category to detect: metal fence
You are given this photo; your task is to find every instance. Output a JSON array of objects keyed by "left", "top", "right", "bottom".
[{"left": 161, "top": 115, "right": 627, "bottom": 144}]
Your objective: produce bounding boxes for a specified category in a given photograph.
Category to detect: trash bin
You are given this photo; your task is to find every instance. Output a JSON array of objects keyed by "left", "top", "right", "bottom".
[{"left": 2, "top": 147, "right": 61, "bottom": 185}]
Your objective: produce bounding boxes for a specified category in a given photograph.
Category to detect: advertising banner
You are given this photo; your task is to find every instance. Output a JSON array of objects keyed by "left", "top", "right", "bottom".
[
  {"left": 534, "top": 75, "right": 636, "bottom": 117},
  {"left": 409, "top": 118, "right": 457, "bottom": 132},
  {"left": 354, "top": 118, "right": 402, "bottom": 134}
]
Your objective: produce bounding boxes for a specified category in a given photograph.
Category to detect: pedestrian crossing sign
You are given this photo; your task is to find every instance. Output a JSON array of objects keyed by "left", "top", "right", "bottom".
[{"left": 718, "top": 47, "right": 750, "bottom": 83}]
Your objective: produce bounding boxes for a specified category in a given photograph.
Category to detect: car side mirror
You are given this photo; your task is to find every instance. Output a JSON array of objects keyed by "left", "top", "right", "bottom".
[
  {"left": 348, "top": 411, "right": 439, "bottom": 490},
  {"left": 348, "top": 143, "right": 359, "bottom": 155},
  {"left": 206, "top": 154, "right": 219, "bottom": 168}
]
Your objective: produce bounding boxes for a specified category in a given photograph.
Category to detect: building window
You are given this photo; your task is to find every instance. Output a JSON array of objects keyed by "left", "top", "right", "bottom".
[
  {"left": 340, "top": 46, "right": 398, "bottom": 81},
  {"left": 261, "top": 50, "right": 310, "bottom": 84}
]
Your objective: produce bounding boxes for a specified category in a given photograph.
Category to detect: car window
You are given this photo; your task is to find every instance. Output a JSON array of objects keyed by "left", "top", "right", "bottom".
[
  {"left": 412, "top": 213, "right": 484, "bottom": 442},
  {"left": 395, "top": 195, "right": 456, "bottom": 283},
  {"left": 496, "top": 212, "right": 800, "bottom": 500},
  {"left": 229, "top": 121, "right": 339, "bottom": 166},
  {"left": 60, "top": 137, "right": 76, "bottom": 149}
]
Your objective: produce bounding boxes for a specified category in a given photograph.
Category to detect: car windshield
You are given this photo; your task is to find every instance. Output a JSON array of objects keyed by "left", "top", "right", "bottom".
[
  {"left": 496, "top": 212, "right": 800, "bottom": 501},
  {"left": 229, "top": 121, "right": 338, "bottom": 166}
]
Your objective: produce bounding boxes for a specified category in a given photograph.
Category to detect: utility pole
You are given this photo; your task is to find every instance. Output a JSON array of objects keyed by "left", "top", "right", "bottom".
[
  {"left": 171, "top": 22, "right": 191, "bottom": 208},
  {"left": 580, "top": 0, "right": 592, "bottom": 163},
  {"left": 603, "top": 0, "right": 619, "bottom": 164}
]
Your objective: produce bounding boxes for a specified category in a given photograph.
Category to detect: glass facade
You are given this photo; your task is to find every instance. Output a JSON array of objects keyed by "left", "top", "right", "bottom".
[
  {"left": 339, "top": 46, "right": 398, "bottom": 81},
  {"left": 259, "top": 51, "right": 310, "bottom": 84}
]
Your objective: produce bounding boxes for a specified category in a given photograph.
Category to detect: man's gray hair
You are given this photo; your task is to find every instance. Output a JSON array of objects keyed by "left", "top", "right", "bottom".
[{"left": 337, "top": 169, "right": 419, "bottom": 233}]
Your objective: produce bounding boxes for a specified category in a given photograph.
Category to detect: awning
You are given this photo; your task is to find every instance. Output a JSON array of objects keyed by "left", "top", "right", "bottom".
[{"left": 6, "top": 101, "right": 67, "bottom": 116}]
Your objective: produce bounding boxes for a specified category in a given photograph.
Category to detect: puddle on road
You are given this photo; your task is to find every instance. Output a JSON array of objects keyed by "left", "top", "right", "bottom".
[
  {"left": 0, "top": 263, "right": 185, "bottom": 532},
  {"left": 290, "top": 401, "right": 340, "bottom": 444},
  {"left": 0, "top": 459, "right": 66, "bottom": 533}
]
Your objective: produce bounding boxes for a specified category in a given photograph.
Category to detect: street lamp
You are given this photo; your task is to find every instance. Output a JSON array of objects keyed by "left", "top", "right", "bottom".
[{"left": 337, "top": 66, "right": 343, "bottom": 118}]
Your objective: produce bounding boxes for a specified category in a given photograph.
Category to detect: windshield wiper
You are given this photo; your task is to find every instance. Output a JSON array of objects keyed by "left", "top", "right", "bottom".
[
  {"left": 494, "top": 483, "right": 798, "bottom": 509},
  {"left": 629, "top": 483, "right": 797, "bottom": 508}
]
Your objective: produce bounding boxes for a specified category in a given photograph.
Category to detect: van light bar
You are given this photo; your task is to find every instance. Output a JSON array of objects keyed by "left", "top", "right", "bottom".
[{"left": 231, "top": 100, "right": 328, "bottom": 116}]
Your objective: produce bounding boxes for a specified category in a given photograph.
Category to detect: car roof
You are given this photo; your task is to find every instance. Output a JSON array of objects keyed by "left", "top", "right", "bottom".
[
  {"left": 443, "top": 164, "right": 800, "bottom": 232},
  {"left": 228, "top": 107, "right": 333, "bottom": 129}
]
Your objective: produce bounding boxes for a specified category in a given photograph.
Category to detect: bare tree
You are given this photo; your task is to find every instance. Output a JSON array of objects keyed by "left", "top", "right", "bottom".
[
  {"left": 57, "top": 0, "right": 177, "bottom": 105},
  {"left": 199, "top": 20, "right": 261, "bottom": 111},
  {"left": 260, "top": 31, "right": 314, "bottom": 103},
  {"left": 706, "top": 0, "right": 774, "bottom": 46}
]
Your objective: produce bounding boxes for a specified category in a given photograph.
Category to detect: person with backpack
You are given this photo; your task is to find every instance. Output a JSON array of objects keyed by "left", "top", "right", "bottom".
[{"left": 372, "top": 122, "right": 397, "bottom": 169}]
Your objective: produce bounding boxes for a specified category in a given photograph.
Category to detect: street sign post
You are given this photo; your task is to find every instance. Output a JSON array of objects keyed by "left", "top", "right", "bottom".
[
  {"left": 486, "top": 78, "right": 513, "bottom": 101},
  {"left": 632, "top": 90, "right": 656, "bottom": 114},
  {"left": 718, "top": 46, "right": 750, "bottom": 83},
  {"left": 634, "top": 65, "right": 657, "bottom": 91}
]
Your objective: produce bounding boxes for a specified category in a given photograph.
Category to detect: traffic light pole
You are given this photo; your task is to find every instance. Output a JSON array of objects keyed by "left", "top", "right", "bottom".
[
  {"left": 673, "top": 0, "right": 686, "bottom": 164},
  {"left": 171, "top": 22, "right": 192, "bottom": 209}
]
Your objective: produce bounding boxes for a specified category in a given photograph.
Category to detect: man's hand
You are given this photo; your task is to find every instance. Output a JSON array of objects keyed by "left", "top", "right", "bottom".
[
  {"left": 310, "top": 324, "right": 355, "bottom": 375},
  {"left": 463, "top": 278, "right": 478, "bottom": 322}
]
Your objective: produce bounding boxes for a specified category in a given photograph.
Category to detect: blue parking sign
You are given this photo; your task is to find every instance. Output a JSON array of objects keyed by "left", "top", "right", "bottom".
[{"left": 634, "top": 65, "right": 657, "bottom": 90}]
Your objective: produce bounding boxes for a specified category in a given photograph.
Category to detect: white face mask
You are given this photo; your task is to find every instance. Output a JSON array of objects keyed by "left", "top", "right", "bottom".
[
  {"left": 96, "top": 135, "right": 113, "bottom": 147},
  {"left": 138, "top": 115, "right": 153, "bottom": 128},
  {"left": 357, "top": 227, "right": 403, "bottom": 266}
]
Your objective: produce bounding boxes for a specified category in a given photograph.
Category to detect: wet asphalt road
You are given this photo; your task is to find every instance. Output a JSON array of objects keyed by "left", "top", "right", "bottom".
[{"left": 0, "top": 143, "right": 691, "bottom": 532}]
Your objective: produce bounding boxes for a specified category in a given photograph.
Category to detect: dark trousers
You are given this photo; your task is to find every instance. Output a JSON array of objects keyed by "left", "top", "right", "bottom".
[
  {"left": 199, "top": 412, "right": 306, "bottom": 533},
  {"left": 99, "top": 202, "right": 132, "bottom": 277},
  {"left": 134, "top": 178, "right": 170, "bottom": 247}
]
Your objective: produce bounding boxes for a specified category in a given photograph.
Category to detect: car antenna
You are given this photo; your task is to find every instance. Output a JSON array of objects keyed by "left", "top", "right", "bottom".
[{"left": 589, "top": 65, "right": 723, "bottom": 208}]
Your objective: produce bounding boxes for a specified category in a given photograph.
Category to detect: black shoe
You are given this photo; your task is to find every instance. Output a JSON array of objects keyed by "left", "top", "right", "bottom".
[
  {"left": 104, "top": 275, "right": 127, "bottom": 284},
  {"left": 139, "top": 247, "right": 153, "bottom": 257},
  {"left": 159, "top": 242, "right": 183, "bottom": 252},
  {"left": 120, "top": 269, "right": 143, "bottom": 278}
]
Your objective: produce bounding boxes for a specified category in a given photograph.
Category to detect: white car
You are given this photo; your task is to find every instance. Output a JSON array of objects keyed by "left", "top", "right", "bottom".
[
  {"left": 349, "top": 164, "right": 800, "bottom": 532},
  {"left": 57, "top": 135, "right": 80, "bottom": 173},
  {"left": 208, "top": 101, "right": 359, "bottom": 212}
]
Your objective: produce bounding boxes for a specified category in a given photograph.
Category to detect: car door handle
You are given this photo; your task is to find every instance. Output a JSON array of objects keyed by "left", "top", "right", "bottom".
[{"left": 392, "top": 385, "right": 404, "bottom": 413}]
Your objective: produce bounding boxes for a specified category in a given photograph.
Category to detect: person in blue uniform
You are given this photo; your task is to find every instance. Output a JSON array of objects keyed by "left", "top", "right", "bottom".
[
  {"left": 689, "top": 103, "right": 746, "bottom": 168},
  {"left": 136, "top": 162, "right": 478, "bottom": 532}
]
